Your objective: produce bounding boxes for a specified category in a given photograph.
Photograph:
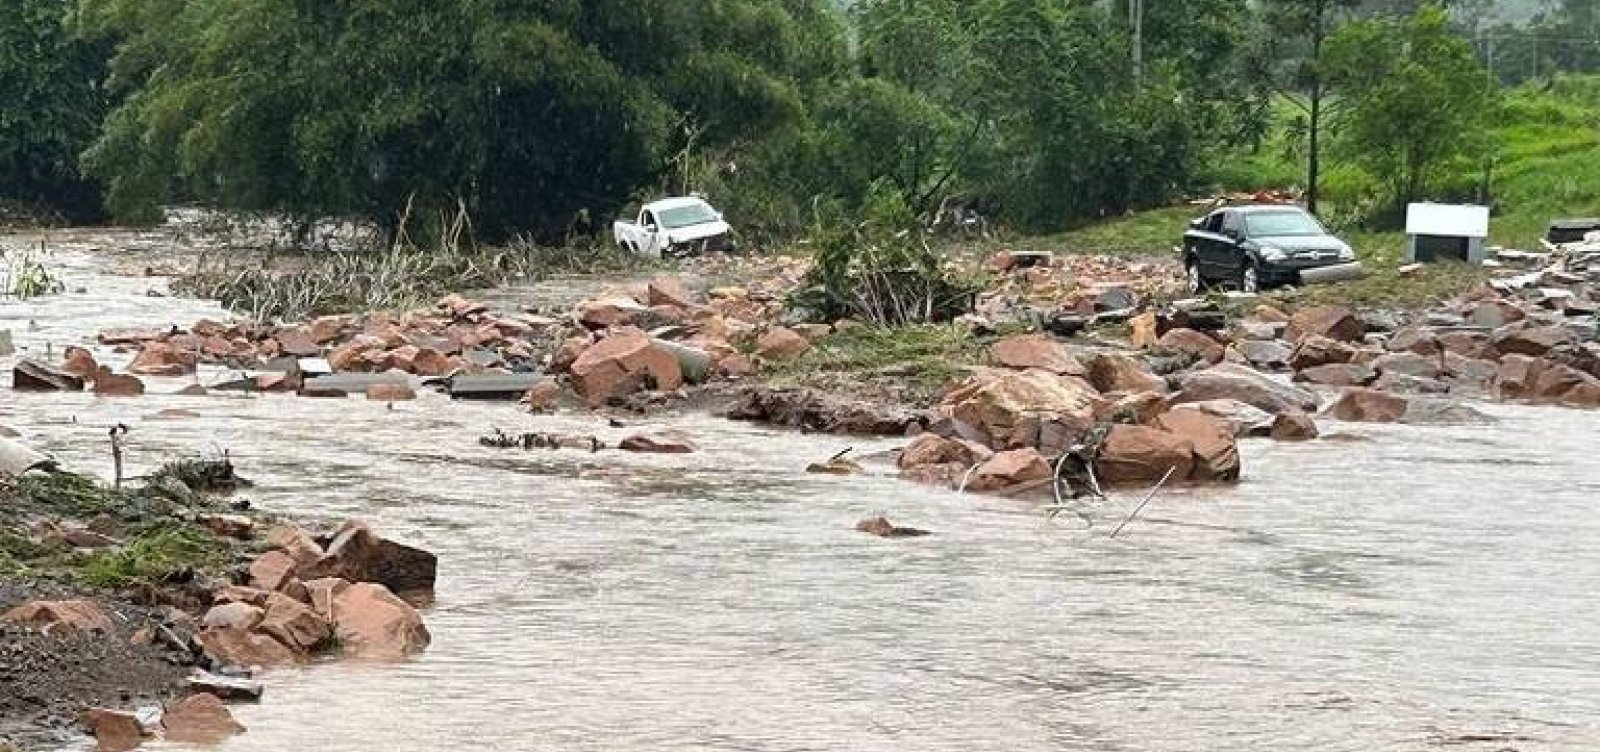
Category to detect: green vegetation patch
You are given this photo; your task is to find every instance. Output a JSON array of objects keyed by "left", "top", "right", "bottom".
[
  {"left": 765, "top": 324, "right": 986, "bottom": 407},
  {"left": 76, "top": 525, "right": 230, "bottom": 589}
]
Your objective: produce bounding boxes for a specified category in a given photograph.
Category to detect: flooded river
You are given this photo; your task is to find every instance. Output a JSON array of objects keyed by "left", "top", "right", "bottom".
[{"left": 4, "top": 239, "right": 1598, "bottom": 751}]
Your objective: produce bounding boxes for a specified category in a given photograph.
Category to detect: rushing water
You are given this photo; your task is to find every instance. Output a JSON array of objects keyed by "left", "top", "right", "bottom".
[{"left": 4, "top": 236, "right": 1599, "bottom": 751}]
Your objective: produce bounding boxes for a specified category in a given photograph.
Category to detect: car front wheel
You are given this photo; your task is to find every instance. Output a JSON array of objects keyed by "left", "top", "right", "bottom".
[
  {"left": 1185, "top": 258, "right": 1205, "bottom": 295},
  {"left": 1240, "top": 263, "right": 1260, "bottom": 295}
]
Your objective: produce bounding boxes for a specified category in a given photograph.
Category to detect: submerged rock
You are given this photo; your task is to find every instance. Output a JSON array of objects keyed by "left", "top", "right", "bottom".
[
  {"left": 12, "top": 358, "right": 85, "bottom": 391},
  {"left": 330, "top": 583, "right": 432, "bottom": 660},
  {"left": 162, "top": 693, "right": 245, "bottom": 744},
  {"left": 855, "top": 516, "right": 931, "bottom": 538}
]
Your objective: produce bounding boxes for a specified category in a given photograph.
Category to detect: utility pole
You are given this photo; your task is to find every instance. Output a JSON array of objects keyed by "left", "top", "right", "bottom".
[{"left": 1130, "top": 0, "right": 1145, "bottom": 85}]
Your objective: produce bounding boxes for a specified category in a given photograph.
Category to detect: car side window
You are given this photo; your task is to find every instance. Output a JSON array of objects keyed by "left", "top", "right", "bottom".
[
  {"left": 1203, "top": 212, "right": 1224, "bottom": 233},
  {"left": 641, "top": 210, "right": 657, "bottom": 230},
  {"left": 1221, "top": 211, "right": 1244, "bottom": 238}
]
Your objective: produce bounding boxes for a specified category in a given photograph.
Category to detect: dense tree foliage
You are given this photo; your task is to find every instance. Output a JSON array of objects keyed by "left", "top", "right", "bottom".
[{"left": 0, "top": 0, "right": 109, "bottom": 220}]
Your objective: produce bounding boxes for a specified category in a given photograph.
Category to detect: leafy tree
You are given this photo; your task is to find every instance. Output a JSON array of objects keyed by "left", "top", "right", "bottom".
[
  {"left": 1325, "top": 4, "right": 1496, "bottom": 212},
  {"left": 0, "top": 0, "right": 109, "bottom": 220}
]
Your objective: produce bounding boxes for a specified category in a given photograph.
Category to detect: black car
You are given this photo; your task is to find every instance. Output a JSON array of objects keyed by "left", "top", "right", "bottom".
[{"left": 1181, "top": 205, "right": 1358, "bottom": 294}]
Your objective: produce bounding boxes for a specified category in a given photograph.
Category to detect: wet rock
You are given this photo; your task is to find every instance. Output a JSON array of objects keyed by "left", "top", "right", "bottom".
[
  {"left": 1252, "top": 305, "right": 1291, "bottom": 323},
  {"left": 128, "top": 341, "right": 197, "bottom": 376},
  {"left": 1269, "top": 412, "right": 1319, "bottom": 441},
  {"left": 212, "top": 585, "right": 271, "bottom": 608},
  {"left": 248, "top": 551, "right": 298, "bottom": 593},
  {"left": 1387, "top": 327, "right": 1441, "bottom": 356},
  {"left": 258, "top": 592, "right": 333, "bottom": 653},
  {"left": 1100, "top": 391, "right": 1167, "bottom": 425},
  {"left": 716, "top": 351, "right": 756, "bottom": 377},
  {"left": 1171, "top": 363, "right": 1320, "bottom": 415},
  {"left": 1372, "top": 372, "right": 1450, "bottom": 395},
  {"left": 576, "top": 297, "right": 647, "bottom": 329},
  {"left": 618, "top": 430, "right": 698, "bottom": 454},
  {"left": 1559, "top": 379, "right": 1600, "bottom": 408},
  {"left": 200, "top": 603, "right": 264, "bottom": 632},
  {"left": 1401, "top": 399, "right": 1497, "bottom": 425},
  {"left": 1467, "top": 299, "right": 1526, "bottom": 329},
  {"left": 899, "top": 433, "right": 990, "bottom": 470},
  {"left": 98, "top": 327, "right": 163, "bottom": 345},
  {"left": 1156, "top": 409, "right": 1240, "bottom": 482},
  {"left": 80, "top": 708, "right": 147, "bottom": 752},
  {"left": 1238, "top": 339, "right": 1293, "bottom": 371},
  {"left": 1237, "top": 320, "right": 1285, "bottom": 341},
  {"left": 302, "top": 578, "right": 351, "bottom": 622},
  {"left": 162, "top": 692, "right": 245, "bottom": 744},
  {"left": 855, "top": 516, "right": 931, "bottom": 538},
  {"left": 2, "top": 600, "right": 114, "bottom": 634},
  {"left": 1165, "top": 400, "right": 1273, "bottom": 438},
  {"left": 1285, "top": 305, "right": 1363, "bottom": 343},
  {"left": 365, "top": 383, "right": 417, "bottom": 401},
  {"left": 1372, "top": 351, "right": 1444, "bottom": 381},
  {"left": 1490, "top": 325, "right": 1575, "bottom": 358},
  {"left": 989, "top": 334, "right": 1086, "bottom": 375},
  {"left": 91, "top": 367, "right": 146, "bottom": 397},
  {"left": 570, "top": 327, "right": 683, "bottom": 406},
  {"left": 727, "top": 386, "right": 924, "bottom": 435},
  {"left": 1294, "top": 363, "right": 1377, "bottom": 387},
  {"left": 521, "top": 380, "right": 562, "bottom": 411},
  {"left": 1441, "top": 353, "right": 1500, "bottom": 393},
  {"left": 1532, "top": 363, "right": 1600, "bottom": 404},
  {"left": 1129, "top": 311, "right": 1160, "bottom": 348},
  {"left": 330, "top": 582, "right": 431, "bottom": 660},
  {"left": 1094, "top": 425, "right": 1194, "bottom": 485},
  {"left": 755, "top": 326, "right": 812, "bottom": 360},
  {"left": 313, "top": 521, "right": 437, "bottom": 601},
  {"left": 1085, "top": 352, "right": 1168, "bottom": 394},
  {"left": 273, "top": 327, "right": 322, "bottom": 358},
  {"left": 265, "top": 526, "right": 327, "bottom": 571},
  {"left": 1325, "top": 388, "right": 1408, "bottom": 423},
  {"left": 308, "top": 315, "right": 349, "bottom": 344},
  {"left": 1358, "top": 309, "right": 1402, "bottom": 333},
  {"left": 1157, "top": 328, "right": 1224, "bottom": 364},
  {"left": 62, "top": 345, "right": 99, "bottom": 377},
  {"left": 196, "top": 627, "right": 299, "bottom": 669},
  {"left": 199, "top": 513, "right": 254, "bottom": 540},
  {"left": 187, "top": 672, "right": 264, "bottom": 702},
  {"left": 899, "top": 462, "right": 969, "bottom": 488},
  {"left": 645, "top": 277, "right": 696, "bottom": 309},
  {"left": 13, "top": 358, "right": 85, "bottom": 391},
  {"left": 942, "top": 369, "right": 1105, "bottom": 449},
  {"left": 1287, "top": 335, "right": 1357, "bottom": 370},
  {"left": 806, "top": 457, "right": 865, "bottom": 475},
  {"left": 966, "top": 448, "right": 1052, "bottom": 492}
]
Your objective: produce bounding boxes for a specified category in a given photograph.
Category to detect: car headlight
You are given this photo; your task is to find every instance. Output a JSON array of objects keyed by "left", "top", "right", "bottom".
[
  {"left": 1260, "top": 246, "right": 1287, "bottom": 262},
  {"left": 1338, "top": 246, "right": 1355, "bottom": 261}
]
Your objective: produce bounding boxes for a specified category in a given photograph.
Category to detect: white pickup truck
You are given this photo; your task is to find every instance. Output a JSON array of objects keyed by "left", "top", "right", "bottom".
[{"left": 613, "top": 197, "right": 734, "bottom": 258}]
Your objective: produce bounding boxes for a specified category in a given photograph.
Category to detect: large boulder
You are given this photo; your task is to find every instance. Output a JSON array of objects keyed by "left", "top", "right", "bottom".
[
  {"left": 1171, "top": 363, "right": 1320, "bottom": 415},
  {"left": 258, "top": 592, "right": 333, "bottom": 653},
  {"left": 1466, "top": 299, "right": 1526, "bottom": 329},
  {"left": 989, "top": 334, "right": 1086, "bottom": 375},
  {"left": 201, "top": 602, "right": 264, "bottom": 631},
  {"left": 1324, "top": 388, "right": 1408, "bottom": 423},
  {"left": 91, "top": 367, "right": 146, "bottom": 397},
  {"left": 899, "top": 433, "right": 991, "bottom": 469},
  {"left": 1156, "top": 328, "right": 1224, "bottom": 365},
  {"left": 128, "top": 341, "right": 198, "bottom": 376},
  {"left": 1372, "top": 351, "right": 1444, "bottom": 380},
  {"left": 1155, "top": 409, "right": 1240, "bottom": 482},
  {"left": 966, "top": 448, "right": 1052, "bottom": 492},
  {"left": 942, "top": 369, "right": 1106, "bottom": 449},
  {"left": 1164, "top": 399, "right": 1273, "bottom": 438},
  {"left": 248, "top": 550, "right": 299, "bottom": 592},
  {"left": 755, "top": 326, "right": 812, "bottom": 360},
  {"left": 1287, "top": 335, "right": 1357, "bottom": 370},
  {"left": 330, "top": 583, "right": 432, "bottom": 660},
  {"left": 618, "top": 430, "right": 698, "bottom": 454},
  {"left": 196, "top": 627, "right": 299, "bottom": 668},
  {"left": 62, "top": 346, "right": 99, "bottom": 377},
  {"left": 569, "top": 327, "right": 684, "bottom": 406},
  {"left": 2, "top": 599, "right": 114, "bottom": 634},
  {"left": 1094, "top": 425, "right": 1195, "bottom": 484},
  {"left": 1285, "top": 305, "right": 1363, "bottom": 343},
  {"left": 1531, "top": 363, "right": 1600, "bottom": 405},
  {"left": 575, "top": 297, "right": 647, "bottom": 329},
  {"left": 161, "top": 693, "right": 245, "bottom": 744},
  {"left": 1085, "top": 353, "right": 1168, "bottom": 395},
  {"left": 1237, "top": 339, "right": 1293, "bottom": 371},
  {"left": 1493, "top": 354, "right": 1547, "bottom": 400},
  {"left": 1269, "top": 412, "right": 1320, "bottom": 441},
  {"left": 13, "top": 358, "right": 85, "bottom": 391},
  {"left": 312, "top": 521, "right": 437, "bottom": 601},
  {"left": 1490, "top": 325, "right": 1575, "bottom": 358},
  {"left": 1294, "top": 363, "right": 1377, "bottom": 387},
  {"left": 80, "top": 708, "right": 147, "bottom": 752}
]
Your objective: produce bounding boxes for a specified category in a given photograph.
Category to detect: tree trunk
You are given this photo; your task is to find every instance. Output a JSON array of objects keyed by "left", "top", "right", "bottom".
[{"left": 1306, "top": 0, "right": 1327, "bottom": 216}]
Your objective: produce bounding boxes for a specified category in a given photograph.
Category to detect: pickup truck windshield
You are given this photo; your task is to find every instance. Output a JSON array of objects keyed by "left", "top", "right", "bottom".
[
  {"left": 1246, "top": 211, "right": 1325, "bottom": 237},
  {"left": 658, "top": 204, "right": 718, "bottom": 229}
]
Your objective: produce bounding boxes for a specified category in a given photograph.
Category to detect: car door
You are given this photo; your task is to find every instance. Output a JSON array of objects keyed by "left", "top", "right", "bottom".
[
  {"left": 1194, "top": 211, "right": 1228, "bottom": 274},
  {"left": 639, "top": 209, "right": 662, "bottom": 255},
  {"left": 1216, "top": 210, "right": 1247, "bottom": 276}
]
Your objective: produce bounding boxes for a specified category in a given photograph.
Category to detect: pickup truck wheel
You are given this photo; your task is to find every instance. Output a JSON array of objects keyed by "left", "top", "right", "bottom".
[
  {"left": 1239, "top": 263, "right": 1261, "bottom": 295},
  {"left": 1185, "top": 258, "right": 1206, "bottom": 295}
]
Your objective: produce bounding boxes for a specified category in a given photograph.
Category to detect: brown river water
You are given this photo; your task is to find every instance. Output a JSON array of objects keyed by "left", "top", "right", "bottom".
[{"left": 3, "top": 237, "right": 1598, "bottom": 751}]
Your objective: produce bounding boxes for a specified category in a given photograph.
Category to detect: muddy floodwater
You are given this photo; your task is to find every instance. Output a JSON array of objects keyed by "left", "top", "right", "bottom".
[{"left": 4, "top": 239, "right": 1599, "bottom": 751}]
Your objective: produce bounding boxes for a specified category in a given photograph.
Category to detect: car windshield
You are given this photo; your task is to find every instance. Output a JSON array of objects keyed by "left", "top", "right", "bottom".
[
  {"left": 1246, "top": 211, "right": 1325, "bottom": 237},
  {"left": 657, "top": 203, "right": 718, "bottom": 229}
]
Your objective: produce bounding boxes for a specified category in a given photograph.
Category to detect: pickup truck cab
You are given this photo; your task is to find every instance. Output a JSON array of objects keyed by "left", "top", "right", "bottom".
[
  {"left": 613, "top": 197, "right": 734, "bottom": 258},
  {"left": 1181, "top": 205, "right": 1358, "bottom": 294}
]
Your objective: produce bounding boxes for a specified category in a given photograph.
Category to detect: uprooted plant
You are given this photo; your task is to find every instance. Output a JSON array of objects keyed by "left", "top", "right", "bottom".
[
  {"left": 1, "top": 243, "right": 66, "bottom": 300},
  {"left": 174, "top": 201, "right": 648, "bottom": 322},
  {"left": 789, "top": 186, "right": 978, "bottom": 326}
]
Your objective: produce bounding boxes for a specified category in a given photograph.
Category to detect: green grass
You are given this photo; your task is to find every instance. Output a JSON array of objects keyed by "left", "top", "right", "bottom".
[
  {"left": 76, "top": 525, "right": 230, "bottom": 589},
  {"left": 764, "top": 323, "right": 987, "bottom": 407}
]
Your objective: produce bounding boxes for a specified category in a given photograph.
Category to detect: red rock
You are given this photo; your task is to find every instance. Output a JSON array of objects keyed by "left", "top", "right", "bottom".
[
  {"left": 550, "top": 336, "right": 591, "bottom": 373},
  {"left": 266, "top": 526, "right": 327, "bottom": 570},
  {"left": 569, "top": 327, "right": 683, "bottom": 406},
  {"left": 91, "top": 367, "right": 145, "bottom": 397},
  {"left": 1492, "top": 354, "right": 1547, "bottom": 400},
  {"left": 792, "top": 323, "right": 833, "bottom": 342},
  {"left": 645, "top": 277, "right": 696, "bottom": 308},
  {"left": 302, "top": 578, "right": 351, "bottom": 622},
  {"left": 942, "top": 369, "right": 1106, "bottom": 449},
  {"left": 855, "top": 516, "right": 929, "bottom": 538},
  {"left": 273, "top": 327, "right": 321, "bottom": 357},
  {"left": 248, "top": 550, "right": 298, "bottom": 592},
  {"left": 1293, "top": 363, "right": 1376, "bottom": 387},
  {"left": 755, "top": 327, "right": 812, "bottom": 360},
  {"left": 212, "top": 585, "right": 271, "bottom": 607},
  {"left": 966, "top": 448, "right": 1052, "bottom": 492},
  {"left": 80, "top": 708, "right": 146, "bottom": 752},
  {"left": 14, "top": 358, "right": 86, "bottom": 391},
  {"left": 198, "top": 513, "right": 254, "bottom": 540},
  {"left": 1491, "top": 325, "right": 1575, "bottom": 358},
  {"left": 1098, "top": 391, "right": 1167, "bottom": 425},
  {"left": 308, "top": 315, "right": 348, "bottom": 344},
  {"left": 576, "top": 297, "right": 647, "bottom": 329},
  {"left": 617, "top": 430, "right": 697, "bottom": 454},
  {"left": 1325, "top": 388, "right": 1408, "bottom": 423},
  {"left": 62, "top": 346, "right": 99, "bottom": 377},
  {"left": 97, "top": 328, "right": 162, "bottom": 345},
  {"left": 1157, "top": 328, "right": 1224, "bottom": 365},
  {"left": 898, "top": 433, "right": 991, "bottom": 469},
  {"left": 1094, "top": 425, "right": 1195, "bottom": 485},
  {"left": 1172, "top": 363, "right": 1320, "bottom": 415},
  {"left": 1252, "top": 305, "right": 1291, "bottom": 323},
  {"left": 313, "top": 521, "right": 437, "bottom": 599},
  {"left": 1269, "top": 412, "right": 1319, "bottom": 441},
  {"left": 162, "top": 693, "right": 245, "bottom": 744},
  {"left": 1129, "top": 311, "right": 1160, "bottom": 349},
  {"left": 1085, "top": 353, "right": 1168, "bottom": 394},
  {"left": 899, "top": 462, "right": 970, "bottom": 487},
  {"left": 717, "top": 352, "right": 756, "bottom": 377},
  {"left": 990, "top": 334, "right": 1086, "bottom": 375},
  {"left": 2, "top": 600, "right": 114, "bottom": 633},
  {"left": 365, "top": 383, "right": 417, "bottom": 401},
  {"left": 196, "top": 627, "right": 299, "bottom": 668},
  {"left": 201, "top": 602, "right": 264, "bottom": 631},
  {"left": 1285, "top": 305, "right": 1363, "bottom": 343},
  {"left": 1287, "top": 335, "right": 1357, "bottom": 370},
  {"left": 1156, "top": 409, "right": 1241, "bottom": 481},
  {"left": 258, "top": 592, "right": 333, "bottom": 653},
  {"left": 1373, "top": 351, "right": 1444, "bottom": 380},
  {"left": 1560, "top": 379, "right": 1600, "bottom": 408},
  {"left": 128, "top": 341, "right": 198, "bottom": 376},
  {"left": 330, "top": 583, "right": 431, "bottom": 660},
  {"left": 1532, "top": 363, "right": 1595, "bottom": 404}
]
